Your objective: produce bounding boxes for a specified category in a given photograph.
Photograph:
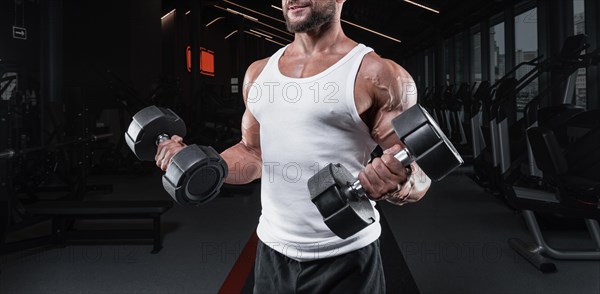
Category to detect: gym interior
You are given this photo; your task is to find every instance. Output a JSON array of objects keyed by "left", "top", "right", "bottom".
[{"left": 1, "top": 0, "right": 599, "bottom": 293}]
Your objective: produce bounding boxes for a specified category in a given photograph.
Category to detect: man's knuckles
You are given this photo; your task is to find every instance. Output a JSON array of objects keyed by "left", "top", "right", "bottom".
[{"left": 381, "top": 154, "right": 404, "bottom": 173}]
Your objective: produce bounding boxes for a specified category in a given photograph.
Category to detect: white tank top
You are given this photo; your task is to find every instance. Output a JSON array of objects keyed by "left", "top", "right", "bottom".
[{"left": 247, "top": 44, "right": 380, "bottom": 261}]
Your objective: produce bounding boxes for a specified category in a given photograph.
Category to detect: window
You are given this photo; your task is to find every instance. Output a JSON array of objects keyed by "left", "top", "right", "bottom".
[
  {"left": 490, "top": 21, "right": 505, "bottom": 84},
  {"left": 471, "top": 29, "right": 482, "bottom": 83},
  {"left": 444, "top": 38, "right": 453, "bottom": 84},
  {"left": 573, "top": 0, "right": 586, "bottom": 108},
  {"left": 425, "top": 48, "right": 434, "bottom": 87},
  {"left": 455, "top": 32, "right": 466, "bottom": 83},
  {"left": 424, "top": 54, "right": 430, "bottom": 88},
  {"left": 574, "top": 0, "right": 585, "bottom": 35},
  {"left": 514, "top": 7, "right": 538, "bottom": 113}
]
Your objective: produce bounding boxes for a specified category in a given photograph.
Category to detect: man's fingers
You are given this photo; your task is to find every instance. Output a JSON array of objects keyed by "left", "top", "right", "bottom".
[
  {"left": 171, "top": 135, "right": 184, "bottom": 143},
  {"left": 359, "top": 154, "right": 412, "bottom": 199},
  {"left": 155, "top": 139, "right": 185, "bottom": 171},
  {"left": 160, "top": 151, "right": 173, "bottom": 171},
  {"left": 357, "top": 170, "right": 378, "bottom": 199},
  {"left": 380, "top": 154, "right": 405, "bottom": 177},
  {"left": 372, "top": 158, "right": 401, "bottom": 185},
  {"left": 382, "top": 144, "right": 403, "bottom": 155},
  {"left": 361, "top": 159, "right": 390, "bottom": 198},
  {"left": 155, "top": 143, "right": 166, "bottom": 165}
]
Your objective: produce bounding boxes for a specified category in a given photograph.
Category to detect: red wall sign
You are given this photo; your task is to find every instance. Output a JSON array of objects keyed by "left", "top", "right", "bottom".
[{"left": 186, "top": 46, "right": 215, "bottom": 76}]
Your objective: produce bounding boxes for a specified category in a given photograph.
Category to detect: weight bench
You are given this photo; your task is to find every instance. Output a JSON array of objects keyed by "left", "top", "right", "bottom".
[{"left": 26, "top": 201, "right": 173, "bottom": 253}]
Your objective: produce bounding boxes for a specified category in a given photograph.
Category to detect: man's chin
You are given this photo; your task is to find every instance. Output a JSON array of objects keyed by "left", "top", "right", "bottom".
[{"left": 286, "top": 22, "right": 308, "bottom": 33}]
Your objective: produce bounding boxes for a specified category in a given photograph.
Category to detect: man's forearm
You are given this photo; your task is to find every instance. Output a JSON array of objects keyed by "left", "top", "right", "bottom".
[{"left": 221, "top": 142, "right": 262, "bottom": 184}]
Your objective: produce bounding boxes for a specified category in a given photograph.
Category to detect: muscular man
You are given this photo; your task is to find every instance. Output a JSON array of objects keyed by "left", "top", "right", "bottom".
[{"left": 156, "top": 0, "right": 431, "bottom": 292}]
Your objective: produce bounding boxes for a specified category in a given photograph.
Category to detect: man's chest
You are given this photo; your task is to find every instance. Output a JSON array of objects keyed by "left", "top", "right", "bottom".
[
  {"left": 278, "top": 54, "right": 343, "bottom": 78},
  {"left": 276, "top": 55, "right": 373, "bottom": 117}
]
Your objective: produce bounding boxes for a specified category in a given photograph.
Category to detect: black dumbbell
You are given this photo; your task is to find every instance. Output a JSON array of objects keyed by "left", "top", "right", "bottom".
[
  {"left": 308, "top": 104, "right": 463, "bottom": 239},
  {"left": 125, "top": 106, "right": 228, "bottom": 206}
]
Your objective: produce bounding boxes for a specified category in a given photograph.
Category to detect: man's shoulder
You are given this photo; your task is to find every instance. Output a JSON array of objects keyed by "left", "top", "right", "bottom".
[
  {"left": 245, "top": 57, "right": 271, "bottom": 84},
  {"left": 360, "top": 52, "right": 411, "bottom": 82},
  {"left": 356, "top": 50, "right": 417, "bottom": 109},
  {"left": 242, "top": 57, "right": 271, "bottom": 102}
]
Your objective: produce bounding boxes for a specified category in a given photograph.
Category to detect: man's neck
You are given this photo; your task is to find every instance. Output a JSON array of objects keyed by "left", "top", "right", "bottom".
[{"left": 290, "top": 21, "right": 350, "bottom": 55}]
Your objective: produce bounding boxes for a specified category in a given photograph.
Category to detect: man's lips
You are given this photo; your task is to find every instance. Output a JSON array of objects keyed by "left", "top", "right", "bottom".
[{"left": 289, "top": 4, "right": 309, "bottom": 11}]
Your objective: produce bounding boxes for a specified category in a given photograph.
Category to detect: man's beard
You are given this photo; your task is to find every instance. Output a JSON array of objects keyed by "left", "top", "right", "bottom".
[{"left": 284, "top": 1, "right": 336, "bottom": 33}]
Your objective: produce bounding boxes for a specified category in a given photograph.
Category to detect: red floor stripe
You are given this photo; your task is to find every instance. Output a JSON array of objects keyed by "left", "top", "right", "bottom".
[{"left": 218, "top": 231, "right": 258, "bottom": 294}]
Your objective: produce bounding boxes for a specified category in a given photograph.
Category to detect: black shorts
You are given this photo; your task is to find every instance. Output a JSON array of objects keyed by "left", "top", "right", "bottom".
[{"left": 253, "top": 239, "right": 385, "bottom": 294}]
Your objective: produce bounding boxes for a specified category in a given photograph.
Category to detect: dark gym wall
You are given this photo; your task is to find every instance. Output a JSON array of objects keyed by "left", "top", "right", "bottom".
[
  {"left": 130, "top": 0, "right": 163, "bottom": 101},
  {"left": 63, "top": 1, "right": 128, "bottom": 86},
  {"left": 62, "top": 0, "right": 161, "bottom": 99},
  {"left": 58, "top": 0, "right": 162, "bottom": 150}
]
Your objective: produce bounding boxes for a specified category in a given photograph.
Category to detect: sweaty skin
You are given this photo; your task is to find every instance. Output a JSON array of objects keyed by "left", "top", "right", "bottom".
[{"left": 156, "top": 0, "right": 431, "bottom": 204}]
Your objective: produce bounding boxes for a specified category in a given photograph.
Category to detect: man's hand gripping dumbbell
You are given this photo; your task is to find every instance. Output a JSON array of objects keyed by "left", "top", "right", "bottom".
[
  {"left": 308, "top": 104, "right": 463, "bottom": 239},
  {"left": 125, "top": 106, "right": 228, "bottom": 206}
]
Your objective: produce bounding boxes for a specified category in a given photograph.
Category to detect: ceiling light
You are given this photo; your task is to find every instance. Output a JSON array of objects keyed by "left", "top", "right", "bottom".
[
  {"left": 242, "top": 30, "right": 286, "bottom": 47},
  {"left": 249, "top": 29, "right": 273, "bottom": 39},
  {"left": 161, "top": 9, "right": 175, "bottom": 20},
  {"left": 206, "top": 17, "right": 225, "bottom": 27},
  {"left": 214, "top": 5, "right": 293, "bottom": 37},
  {"left": 251, "top": 27, "right": 292, "bottom": 42},
  {"left": 403, "top": 0, "right": 440, "bottom": 14},
  {"left": 265, "top": 38, "right": 286, "bottom": 47},
  {"left": 244, "top": 30, "right": 263, "bottom": 38},
  {"left": 223, "top": 0, "right": 285, "bottom": 24},
  {"left": 219, "top": 7, "right": 258, "bottom": 21},
  {"left": 341, "top": 19, "right": 401, "bottom": 43},
  {"left": 224, "top": 30, "right": 238, "bottom": 39}
]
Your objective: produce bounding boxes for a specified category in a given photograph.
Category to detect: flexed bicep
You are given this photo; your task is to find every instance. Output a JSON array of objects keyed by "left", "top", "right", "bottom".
[{"left": 369, "top": 60, "right": 418, "bottom": 149}]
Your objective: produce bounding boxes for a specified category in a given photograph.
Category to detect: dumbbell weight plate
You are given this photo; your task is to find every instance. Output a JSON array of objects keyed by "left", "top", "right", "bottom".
[
  {"left": 125, "top": 106, "right": 186, "bottom": 161},
  {"left": 308, "top": 163, "right": 376, "bottom": 239},
  {"left": 162, "top": 144, "right": 228, "bottom": 206},
  {"left": 391, "top": 104, "right": 463, "bottom": 181}
]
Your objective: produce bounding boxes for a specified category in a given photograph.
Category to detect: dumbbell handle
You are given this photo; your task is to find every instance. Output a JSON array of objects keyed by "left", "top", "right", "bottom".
[
  {"left": 350, "top": 148, "right": 414, "bottom": 199},
  {"left": 156, "top": 134, "right": 171, "bottom": 146}
]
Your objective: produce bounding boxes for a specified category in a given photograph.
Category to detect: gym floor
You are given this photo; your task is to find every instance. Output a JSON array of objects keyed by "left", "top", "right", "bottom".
[{"left": 1, "top": 172, "right": 598, "bottom": 294}]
